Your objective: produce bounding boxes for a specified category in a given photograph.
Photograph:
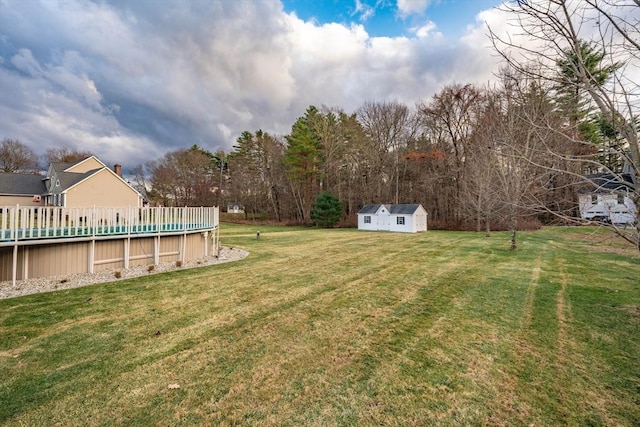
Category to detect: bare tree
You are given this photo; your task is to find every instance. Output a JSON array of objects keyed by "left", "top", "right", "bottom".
[
  {"left": 0, "top": 138, "right": 38, "bottom": 173},
  {"left": 146, "top": 146, "right": 217, "bottom": 207},
  {"left": 462, "top": 90, "right": 502, "bottom": 235},
  {"left": 357, "top": 100, "right": 418, "bottom": 204},
  {"left": 45, "top": 147, "right": 94, "bottom": 163},
  {"left": 131, "top": 163, "right": 151, "bottom": 205},
  {"left": 489, "top": 0, "right": 640, "bottom": 249},
  {"left": 418, "top": 84, "right": 484, "bottom": 224},
  {"left": 494, "top": 74, "right": 560, "bottom": 250}
]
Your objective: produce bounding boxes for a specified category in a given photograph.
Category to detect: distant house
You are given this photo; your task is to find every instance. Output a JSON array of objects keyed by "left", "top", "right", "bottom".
[
  {"left": 0, "top": 156, "right": 143, "bottom": 208},
  {"left": 357, "top": 204, "right": 427, "bottom": 233},
  {"left": 227, "top": 203, "right": 245, "bottom": 214},
  {"left": 577, "top": 173, "right": 637, "bottom": 225}
]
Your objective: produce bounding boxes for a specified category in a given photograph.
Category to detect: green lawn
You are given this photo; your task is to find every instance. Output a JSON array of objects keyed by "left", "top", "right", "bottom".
[{"left": 1, "top": 225, "right": 638, "bottom": 426}]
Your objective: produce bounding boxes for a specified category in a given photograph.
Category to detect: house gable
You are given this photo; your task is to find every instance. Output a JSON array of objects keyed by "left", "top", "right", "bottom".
[
  {"left": 64, "top": 156, "right": 106, "bottom": 173},
  {"left": 64, "top": 168, "right": 141, "bottom": 207}
]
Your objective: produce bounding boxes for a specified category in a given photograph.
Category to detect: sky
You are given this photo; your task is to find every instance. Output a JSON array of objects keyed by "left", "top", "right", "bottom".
[{"left": 0, "top": 0, "right": 508, "bottom": 172}]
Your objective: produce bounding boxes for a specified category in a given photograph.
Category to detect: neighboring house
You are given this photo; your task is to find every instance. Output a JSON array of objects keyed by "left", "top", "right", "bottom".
[
  {"left": 0, "top": 173, "right": 46, "bottom": 206},
  {"left": 0, "top": 156, "right": 143, "bottom": 208},
  {"left": 358, "top": 204, "right": 428, "bottom": 233},
  {"left": 227, "top": 203, "right": 245, "bottom": 214},
  {"left": 578, "top": 173, "right": 637, "bottom": 225}
]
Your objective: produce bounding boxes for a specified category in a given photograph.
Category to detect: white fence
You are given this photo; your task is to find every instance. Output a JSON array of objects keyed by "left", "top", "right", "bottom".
[{"left": 1, "top": 206, "right": 219, "bottom": 244}]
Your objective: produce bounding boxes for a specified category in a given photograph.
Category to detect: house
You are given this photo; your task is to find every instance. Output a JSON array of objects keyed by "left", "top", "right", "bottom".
[
  {"left": 0, "top": 156, "right": 143, "bottom": 208},
  {"left": 226, "top": 203, "right": 245, "bottom": 214},
  {"left": 358, "top": 204, "right": 427, "bottom": 233},
  {"left": 0, "top": 172, "right": 47, "bottom": 206},
  {"left": 577, "top": 173, "right": 637, "bottom": 224}
]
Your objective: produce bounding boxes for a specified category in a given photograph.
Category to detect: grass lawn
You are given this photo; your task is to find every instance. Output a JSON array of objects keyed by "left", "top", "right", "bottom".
[{"left": 1, "top": 224, "right": 638, "bottom": 426}]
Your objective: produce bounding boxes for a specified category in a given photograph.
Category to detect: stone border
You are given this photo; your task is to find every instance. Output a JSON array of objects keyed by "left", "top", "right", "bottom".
[{"left": 0, "top": 246, "right": 248, "bottom": 300}]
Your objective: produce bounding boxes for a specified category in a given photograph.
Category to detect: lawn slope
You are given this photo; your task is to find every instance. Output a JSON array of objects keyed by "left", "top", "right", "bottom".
[{"left": 1, "top": 225, "right": 638, "bottom": 426}]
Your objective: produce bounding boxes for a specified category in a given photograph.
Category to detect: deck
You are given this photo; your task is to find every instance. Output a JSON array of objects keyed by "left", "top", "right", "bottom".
[{"left": 0, "top": 206, "right": 219, "bottom": 285}]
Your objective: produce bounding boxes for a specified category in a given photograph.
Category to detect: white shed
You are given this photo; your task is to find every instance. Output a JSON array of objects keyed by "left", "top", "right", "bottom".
[{"left": 357, "top": 204, "right": 427, "bottom": 233}]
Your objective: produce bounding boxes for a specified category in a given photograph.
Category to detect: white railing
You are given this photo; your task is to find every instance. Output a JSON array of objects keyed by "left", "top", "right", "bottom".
[{"left": 0, "top": 206, "right": 219, "bottom": 245}]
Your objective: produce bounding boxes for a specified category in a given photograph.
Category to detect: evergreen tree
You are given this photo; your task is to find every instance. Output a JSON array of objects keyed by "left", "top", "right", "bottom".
[
  {"left": 311, "top": 192, "right": 343, "bottom": 228},
  {"left": 284, "top": 106, "right": 322, "bottom": 222}
]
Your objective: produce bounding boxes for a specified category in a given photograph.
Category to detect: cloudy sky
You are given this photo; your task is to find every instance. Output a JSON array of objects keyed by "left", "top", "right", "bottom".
[{"left": 0, "top": 0, "right": 508, "bottom": 171}]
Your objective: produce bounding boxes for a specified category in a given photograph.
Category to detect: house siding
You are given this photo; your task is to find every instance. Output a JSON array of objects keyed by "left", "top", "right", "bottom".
[
  {"left": 0, "top": 195, "right": 42, "bottom": 207},
  {"left": 578, "top": 193, "right": 637, "bottom": 224},
  {"left": 66, "top": 157, "right": 104, "bottom": 173},
  {"left": 66, "top": 169, "right": 140, "bottom": 207}
]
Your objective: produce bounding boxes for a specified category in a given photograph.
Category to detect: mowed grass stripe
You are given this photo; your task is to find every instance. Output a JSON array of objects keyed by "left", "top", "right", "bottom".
[{"left": 0, "top": 225, "right": 638, "bottom": 426}]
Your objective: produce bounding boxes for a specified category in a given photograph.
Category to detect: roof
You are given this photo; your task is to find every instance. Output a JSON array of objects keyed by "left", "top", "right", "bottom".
[
  {"left": 358, "top": 204, "right": 387, "bottom": 214},
  {"left": 580, "top": 173, "right": 634, "bottom": 193},
  {"left": 0, "top": 172, "right": 47, "bottom": 196},
  {"left": 51, "top": 161, "right": 76, "bottom": 173},
  {"left": 358, "top": 204, "right": 424, "bottom": 215},
  {"left": 388, "top": 204, "right": 423, "bottom": 214}
]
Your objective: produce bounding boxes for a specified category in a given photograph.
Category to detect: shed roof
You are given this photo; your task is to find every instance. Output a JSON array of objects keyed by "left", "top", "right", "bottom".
[
  {"left": 358, "top": 204, "right": 385, "bottom": 214},
  {"left": 358, "top": 204, "right": 424, "bottom": 215},
  {"left": 0, "top": 173, "right": 47, "bottom": 196},
  {"left": 388, "top": 204, "right": 423, "bottom": 214}
]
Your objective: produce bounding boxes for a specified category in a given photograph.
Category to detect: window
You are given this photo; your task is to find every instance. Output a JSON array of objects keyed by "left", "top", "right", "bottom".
[
  {"left": 364, "top": 215, "right": 371, "bottom": 224},
  {"left": 397, "top": 216, "right": 405, "bottom": 225}
]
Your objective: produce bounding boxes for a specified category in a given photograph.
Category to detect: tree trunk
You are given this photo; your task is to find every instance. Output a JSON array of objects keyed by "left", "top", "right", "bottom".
[
  {"left": 485, "top": 214, "right": 491, "bottom": 238},
  {"left": 510, "top": 205, "right": 517, "bottom": 251}
]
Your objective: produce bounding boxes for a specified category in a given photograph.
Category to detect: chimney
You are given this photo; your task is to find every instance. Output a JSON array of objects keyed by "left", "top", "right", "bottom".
[{"left": 114, "top": 164, "right": 122, "bottom": 177}]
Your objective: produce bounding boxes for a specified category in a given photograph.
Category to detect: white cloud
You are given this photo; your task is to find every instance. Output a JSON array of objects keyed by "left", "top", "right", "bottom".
[
  {"left": 410, "top": 21, "right": 443, "bottom": 39},
  {"left": 397, "top": 0, "right": 430, "bottom": 18},
  {"left": 0, "top": 0, "right": 505, "bottom": 169},
  {"left": 354, "top": 0, "right": 376, "bottom": 22}
]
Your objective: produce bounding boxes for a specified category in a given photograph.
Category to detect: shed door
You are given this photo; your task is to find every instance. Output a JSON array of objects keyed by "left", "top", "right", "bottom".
[{"left": 378, "top": 213, "right": 390, "bottom": 230}]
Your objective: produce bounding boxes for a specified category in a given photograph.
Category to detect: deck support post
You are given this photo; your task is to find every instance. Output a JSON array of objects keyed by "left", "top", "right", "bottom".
[
  {"left": 124, "top": 238, "right": 130, "bottom": 269},
  {"left": 153, "top": 236, "right": 160, "bottom": 265},
  {"left": 12, "top": 244, "right": 17, "bottom": 287},
  {"left": 88, "top": 239, "right": 95, "bottom": 274},
  {"left": 181, "top": 233, "right": 187, "bottom": 262},
  {"left": 22, "top": 247, "right": 29, "bottom": 280}
]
